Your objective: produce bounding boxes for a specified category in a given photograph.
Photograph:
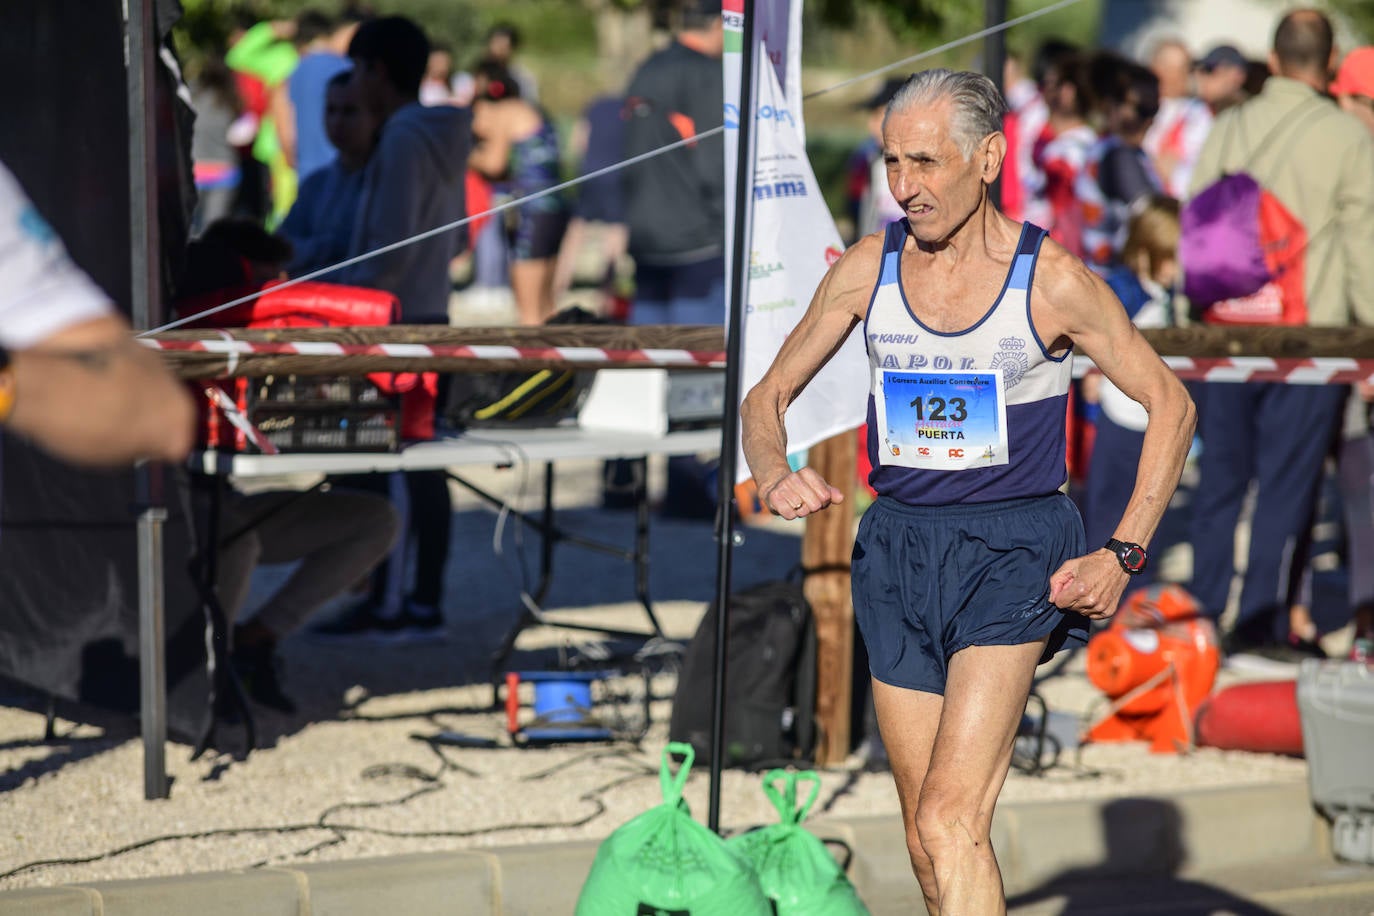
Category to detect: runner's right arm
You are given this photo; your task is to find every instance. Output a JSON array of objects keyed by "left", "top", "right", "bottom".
[{"left": 740, "top": 235, "right": 877, "bottom": 518}]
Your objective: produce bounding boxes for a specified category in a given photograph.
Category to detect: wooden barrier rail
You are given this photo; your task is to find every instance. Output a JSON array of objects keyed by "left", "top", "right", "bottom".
[
  {"left": 142, "top": 325, "right": 1374, "bottom": 380},
  {"left": 142, "top": 325, "right": 726, "bottom": 378}
]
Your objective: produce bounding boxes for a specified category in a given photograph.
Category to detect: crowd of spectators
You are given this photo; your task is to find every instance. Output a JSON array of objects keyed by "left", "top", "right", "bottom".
[
  {"left": 169, "top": 1, "right": 1374, "bottom": 709},
  {"left": 980, "top": 11, "right": 1374, "bottom": 666},
  {"left": 173, "top": 1, "right": 728, "bottom": 707}
]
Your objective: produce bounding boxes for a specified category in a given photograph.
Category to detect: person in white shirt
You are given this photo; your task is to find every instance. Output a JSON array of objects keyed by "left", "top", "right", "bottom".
[
  {"left": 1142, "top": 38, "right": 1213, "bottom": 198},
  {"left": 0, "top": 161, "right": 193, "bottom": 466}
]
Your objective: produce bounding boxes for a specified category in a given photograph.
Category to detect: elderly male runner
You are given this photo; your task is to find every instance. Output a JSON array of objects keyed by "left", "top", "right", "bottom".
[{"left": 741, "top": 69, "right": 1195, "bottom": 913}]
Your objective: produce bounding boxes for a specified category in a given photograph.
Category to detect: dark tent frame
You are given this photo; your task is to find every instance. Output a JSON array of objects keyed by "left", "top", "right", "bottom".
[{"left": 128, "top": 0, "right": 172, "bottom": 800}]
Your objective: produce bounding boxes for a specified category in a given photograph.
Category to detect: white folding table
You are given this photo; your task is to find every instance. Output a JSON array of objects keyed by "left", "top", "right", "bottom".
[
  {"left": 194, "top": 426, "right": 722, "bottom": 477},
  {"left": 177, "top": 425, "right": 722, "bottom": 754}
]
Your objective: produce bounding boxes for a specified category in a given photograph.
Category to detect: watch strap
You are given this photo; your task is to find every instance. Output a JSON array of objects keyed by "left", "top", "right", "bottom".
[{"left": 1105, "top": 538, "right": 1148, "bottom": 574}]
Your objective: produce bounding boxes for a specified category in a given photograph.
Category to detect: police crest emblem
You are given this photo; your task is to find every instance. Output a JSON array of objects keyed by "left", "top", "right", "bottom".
[{"left": 990, "top": 336, "right": 1028, "bottom": 388}]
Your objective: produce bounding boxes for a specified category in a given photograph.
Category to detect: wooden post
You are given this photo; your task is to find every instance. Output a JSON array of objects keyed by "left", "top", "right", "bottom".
[{"left": 802, "top": 430, "right": 858, "bottom": 766}]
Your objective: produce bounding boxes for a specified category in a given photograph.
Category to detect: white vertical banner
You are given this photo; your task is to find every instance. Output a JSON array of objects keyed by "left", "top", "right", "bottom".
[{"left": 723, "top": 0, "right": 868, "bottom": 482}]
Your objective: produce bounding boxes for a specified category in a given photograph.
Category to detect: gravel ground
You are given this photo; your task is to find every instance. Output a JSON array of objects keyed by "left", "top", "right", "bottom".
[{"left": 0, "top": 457, "right": 1316, "bottom": 893}]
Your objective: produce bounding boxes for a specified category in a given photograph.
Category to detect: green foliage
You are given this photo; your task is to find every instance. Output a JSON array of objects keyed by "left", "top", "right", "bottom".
[
  {"left": 172, "top": 0, "right": 1104, "bottom": 223},
  {"left": 1328, "top": 0, "right": 1374, "bottom": 44},
  {"left": 365, "top": 0, "right": 597, "bottom": 63},
  {"left": 176, "top": 0, "right": 598, "bottom": 75},
  {"left": 811, "top": 0, "right": 1099, "bottom": 60},
  {"left": 1006, "top": 0, "right": 1103, "bottom": 58}
]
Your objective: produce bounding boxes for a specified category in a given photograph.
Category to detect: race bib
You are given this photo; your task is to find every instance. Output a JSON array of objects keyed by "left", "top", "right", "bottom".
[{"left": 873, "top": 369, "right": 1009, "bottom": 471}]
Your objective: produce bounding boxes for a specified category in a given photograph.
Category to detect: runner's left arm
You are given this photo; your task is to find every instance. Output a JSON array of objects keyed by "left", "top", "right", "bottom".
[{"left": 1037, "top": 245, "right": 1196, "bottom": 618}]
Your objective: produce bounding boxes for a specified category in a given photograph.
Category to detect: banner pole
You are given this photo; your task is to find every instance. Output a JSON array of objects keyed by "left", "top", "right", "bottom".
[{"left": 708, "top": 0, "right": 759, "bottom": 834}]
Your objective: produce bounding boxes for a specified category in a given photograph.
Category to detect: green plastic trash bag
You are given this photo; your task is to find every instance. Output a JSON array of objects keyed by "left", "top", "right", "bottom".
[
  {"left": 575, "top": 742, "right": 773, "bottom": 916},
  {"left": 726, "top": 770, "right": 870, "bottom": 916}
]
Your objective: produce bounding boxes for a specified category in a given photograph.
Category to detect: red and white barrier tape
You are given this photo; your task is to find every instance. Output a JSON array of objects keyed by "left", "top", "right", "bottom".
[
  {"left": 140, "top": 337, "right": 727, "bottom": 369},
  {"left": 142, "top": 337, "right": 1374, "bottom": 383},
  {"left": 1078, "top": 356, "right": 1374, "bottom": 385}
]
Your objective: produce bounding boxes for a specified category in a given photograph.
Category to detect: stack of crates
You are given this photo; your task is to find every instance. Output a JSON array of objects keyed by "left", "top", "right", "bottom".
[
  {"left": 180, "top": 281, "right": 413, "bottom": 454},
  {"left": 247, "top": 374, "right": 401, "bottom": 453}
]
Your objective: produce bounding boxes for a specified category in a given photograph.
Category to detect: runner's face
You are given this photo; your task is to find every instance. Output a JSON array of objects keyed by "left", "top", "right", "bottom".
[{"left": 882, "top": 102, "right": 992, "bottom": 243}]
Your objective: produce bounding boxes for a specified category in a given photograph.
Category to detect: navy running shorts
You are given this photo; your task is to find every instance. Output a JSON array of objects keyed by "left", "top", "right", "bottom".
[
  {"left": 851, "top": 492, "right": 1088, "bottom": 695},
  {"left": 508, "top": 207, "right": 569, "bottom": 261}
]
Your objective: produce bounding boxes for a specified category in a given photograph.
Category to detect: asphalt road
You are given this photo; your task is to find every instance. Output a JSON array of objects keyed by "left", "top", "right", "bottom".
[{"left": 1002, "top": 857, "right": 1374, "bottom": 916}]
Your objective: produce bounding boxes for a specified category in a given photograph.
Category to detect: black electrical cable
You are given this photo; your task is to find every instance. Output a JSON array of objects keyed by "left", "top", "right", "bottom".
[
  {"left": 817, "top": 769, "right": 862, "bottom": 816},
  {"left": 0, "top": 728, "right": 657, "bottom": 884}
]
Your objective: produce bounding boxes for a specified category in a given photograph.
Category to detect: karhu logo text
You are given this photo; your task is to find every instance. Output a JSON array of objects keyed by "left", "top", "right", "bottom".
[{"left": 869, "top": 332, "right": 921, "bottom": 345}]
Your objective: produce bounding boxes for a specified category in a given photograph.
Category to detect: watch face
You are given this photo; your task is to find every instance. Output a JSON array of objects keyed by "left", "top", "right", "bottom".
[{"left": 1122, "top": 545, "right": 1147, "bottom": 572}]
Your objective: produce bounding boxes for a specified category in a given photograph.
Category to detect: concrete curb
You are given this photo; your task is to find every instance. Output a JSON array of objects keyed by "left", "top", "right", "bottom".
[{"left": 0, "top": 782, "right": 1326, "bottom": 915}]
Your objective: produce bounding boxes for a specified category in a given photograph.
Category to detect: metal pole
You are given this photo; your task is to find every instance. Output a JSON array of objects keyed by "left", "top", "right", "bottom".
[
  {"left": 137, "top": 470, "right": 168, "bottom": 799},
  {"left": 127, "top": 0, "right": 160, "bottom": 333},
  {"left": 985, "top": 0, "right": 1008, "bottom": 210},
  {"left": 708, "top": 0, "right": 758, "bottom": 834},
  {"left": 126, "top": 0, "right": 169, "bottom": 800}
]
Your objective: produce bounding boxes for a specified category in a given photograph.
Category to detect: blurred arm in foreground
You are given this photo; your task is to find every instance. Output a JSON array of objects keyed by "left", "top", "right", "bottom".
[{"left": 0, "top": 161, "right": 193, "bottom": 466}]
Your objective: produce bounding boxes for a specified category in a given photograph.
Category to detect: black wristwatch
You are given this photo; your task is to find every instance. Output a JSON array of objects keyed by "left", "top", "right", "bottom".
[{"left": 1105, "top": 538, "right": 1148, "bottom": 575}]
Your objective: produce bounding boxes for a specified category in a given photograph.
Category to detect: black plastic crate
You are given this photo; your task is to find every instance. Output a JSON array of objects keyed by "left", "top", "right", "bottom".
[{"left": 245, "top": 375, "right": 401, "bottom": 453}]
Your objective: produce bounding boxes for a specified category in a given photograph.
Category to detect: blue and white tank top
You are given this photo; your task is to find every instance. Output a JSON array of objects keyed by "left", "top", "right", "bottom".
[{"left": 863, "top": 220, "right": 1072, "bottom": 505}]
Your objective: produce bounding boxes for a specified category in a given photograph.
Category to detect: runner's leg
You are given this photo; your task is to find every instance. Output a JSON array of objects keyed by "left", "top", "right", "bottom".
[
  {"left": 871, "top": 677, "right": 943, "bottom": 914},
  {"left": 918, "top": 638, "right": 1048, "bottom": 915}
]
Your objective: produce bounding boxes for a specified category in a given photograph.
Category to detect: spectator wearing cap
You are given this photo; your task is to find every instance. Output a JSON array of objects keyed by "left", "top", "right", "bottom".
[
  {"left": 845, "top": 77, "right": 908, "bottom": 239},
  {"left": 1332, "top": 47, "right": 1374, "bottom": 135},
  {"left": 1195, "top": 44, "right": 1252, "bottom": 114}
]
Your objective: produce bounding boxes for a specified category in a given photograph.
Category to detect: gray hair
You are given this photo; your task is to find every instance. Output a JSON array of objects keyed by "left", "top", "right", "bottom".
[{"left": 884, "top": 69, "right": 1008, "bottom": 159}]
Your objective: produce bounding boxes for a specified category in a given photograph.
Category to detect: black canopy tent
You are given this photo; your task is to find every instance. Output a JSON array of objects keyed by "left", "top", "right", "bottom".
[{"left": 0, "top": 0, "right": 205, "bottom": 798}]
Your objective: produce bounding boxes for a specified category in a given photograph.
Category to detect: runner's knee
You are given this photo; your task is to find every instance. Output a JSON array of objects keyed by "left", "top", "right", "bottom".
[{"left": 914, "top": 787, "right": 992, "bottom": 855}]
